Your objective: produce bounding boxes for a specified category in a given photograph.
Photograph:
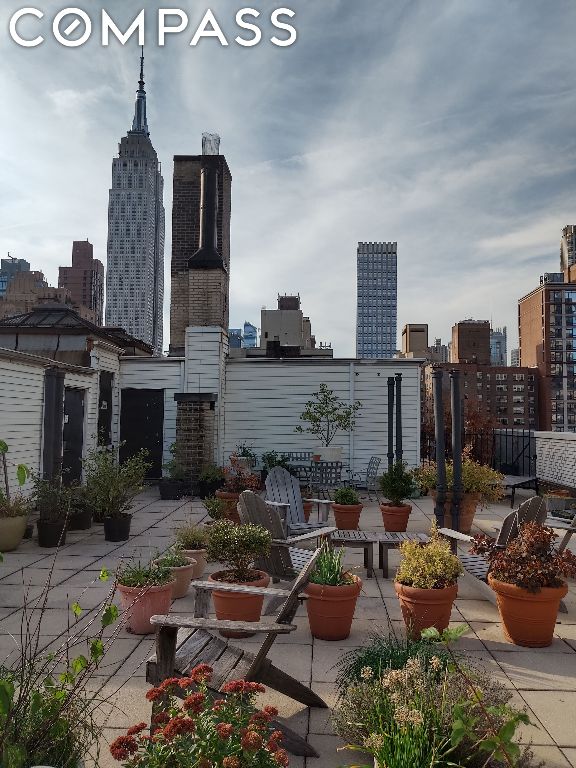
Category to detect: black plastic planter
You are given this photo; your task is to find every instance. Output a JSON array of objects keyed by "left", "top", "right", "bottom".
[
  {"left": 37, "top": 520, "right": 67, "bottom": 548},
  {"left": 198, "top": 479, "right": 224, "bottom": 499},
  {"left": 68, "top": 509, "right": 93, "bottom": 531},
  {"left": 104, "top": 515, "right": 132, "bottom": 542},
  {"left": 159, "top": 479, "right": 187, "bottom": 500}
]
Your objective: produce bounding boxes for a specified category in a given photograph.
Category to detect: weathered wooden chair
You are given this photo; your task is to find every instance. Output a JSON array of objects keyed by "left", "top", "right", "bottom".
[
  {"left": 147, "top": 550, "right": 326, "bottom": 757},
  {"left": 265, "top": 466, "right": 333, "bottom": 532},
  {"left": 440, "top": 496, "right": 546, "bottom": 606},
  {"left": 545, "top": 512, "right": 576, "bottom": 553}
]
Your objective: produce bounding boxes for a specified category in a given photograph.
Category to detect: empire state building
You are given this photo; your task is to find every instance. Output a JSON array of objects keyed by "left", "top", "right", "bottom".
[{"left": 105, "top": 51, "right": 165, "bottom": 355}]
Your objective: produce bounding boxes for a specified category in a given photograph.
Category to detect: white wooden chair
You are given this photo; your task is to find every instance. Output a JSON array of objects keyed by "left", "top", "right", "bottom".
[{"left": 265, "top": 466, "right": 333, "bottom": 534}]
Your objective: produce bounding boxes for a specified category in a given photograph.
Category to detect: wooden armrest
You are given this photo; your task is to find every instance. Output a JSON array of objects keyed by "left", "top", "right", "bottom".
[
  {"left": 303, "top": 498, "right": 333, "bottom": 505},
  {"left": 545, "top": 518, "right": 576, "bottom": 531},
  {"left": 265, "top": 500, "right": 290, "bottom": 508},
  {"left": 438, "top": 527, "right": 473, "bottom": 543},
  {"left": 151, "top": 615, "right": 296, "bottom": 634},
  {"left": 284, "top": 527, "right": 336, "bottom": 544},
  {"left": 190, "top": 581, "right": 292, "bottom": 597}
]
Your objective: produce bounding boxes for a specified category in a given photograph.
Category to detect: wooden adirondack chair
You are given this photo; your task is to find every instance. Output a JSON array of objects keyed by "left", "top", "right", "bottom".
[
  {"left": 545, "top": 512, "right": 576, "bottom": 553},
  {"left": 440, "top": 495, "right": 546, "bottom": 606},
  {"left": 265, "top": 466, "right": 333, "bottom": 533},
  {"left": 147, "top": 549, "right": 326, "bottom": 757}
]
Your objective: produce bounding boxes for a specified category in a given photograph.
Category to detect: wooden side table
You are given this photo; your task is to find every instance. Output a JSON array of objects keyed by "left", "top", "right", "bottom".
[
  {"left": 330, "top": 530, "right": 378, "bottom": 578},
  {"left": 377, "top": 532, "right": 429, "bottom": 578}
]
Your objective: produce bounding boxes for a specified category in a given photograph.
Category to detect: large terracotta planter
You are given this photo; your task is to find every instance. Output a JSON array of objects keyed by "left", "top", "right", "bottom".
[
  {"left": 181, "top": 548, "right": 207, "bottom": 578},
  {"left": 303, "top": 501, "right": 313, "bottom": 522},
  {"left": 380, "top": 503, "right": 412, "bottom": 532},
  {"left": 167, "top": 558, "right": 197, "bottom": 599},
  {"left": 305, "top": 576, "right": 362, "bottom": 640},
  {"left": 117, "top": 581, "right": 175, "bottom": 635},
  {"left": 430, "top": 491, "right": 480, "bottom": 534},
  {"left": 488, "top": 574, "right": 567, "bottom": 647},
  {"left": 215, "top": 490, "right": 241, "bottom": 524},
  {"left": 332, "top": 503, "right": 363, "bottom": 530},
  {"left": 209, "top": 569, "right": 270, "bottom": 638},
  {"left": 395, "top": 581, "right": 458, "bottom": 640},
  {"left": 0, "top": 516, "right": 28, "bottom": 552}
]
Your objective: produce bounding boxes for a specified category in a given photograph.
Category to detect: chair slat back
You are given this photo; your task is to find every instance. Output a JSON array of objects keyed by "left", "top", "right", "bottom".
[
  {"left": 284, "top": 451, "right": 312, "bottom": 462},
  {"left": 238, "top": 491, "right": 294, "bottom": 579},
  {"left": 366, "top": 457, "right": 381, "bottom": 493},
  {"left": 309, "top": 461, "right": 342, "bottom": 489},
  {"left": 266, "top": 467, "right": 306, "bottom": 527},
  {"left": 494, "top": 496, "right": 546, "bottom": 548}
]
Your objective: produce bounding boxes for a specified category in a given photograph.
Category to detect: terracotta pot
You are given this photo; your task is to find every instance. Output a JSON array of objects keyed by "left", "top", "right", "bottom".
[
  {"left": 332, "top": 503, "right": 363, "bottom": 530},
  {"left": 429, "top": 491, "right": 480, "bottom": 534},
  {"left": 488, "top": 574, "right": 567, "bottom": 647},
  {"left": 394, "top": 581, "right": 458, "bottom": 640},
  {"left": 312, "top": 454, "right": 321, "bottom": 462},
  {"left": 305, "top": 576, "right": 362, "bottom": 640},
  {"left": 380, "top": 503, "right": 412, "bottom": 532},
  {"left": 181, "top": 548, "right": 207, "bottom": 578},
  {"left": 117, "top": 581, "right": 175, "bottom": 635},
  {"left": 168, "top": 559, "right": 197, "bottom": 599},
  {"left": 209, "top": 570, "right": 270, "bottom": 638},
  {"left": 215, "top": 490, "right": 241, "bottom": 524},
  {"left": 0, "top": 516, "right": 28, "bottom": 552},
  {"left": 302, "top": 501, "right": 313, "bottom": 522}
]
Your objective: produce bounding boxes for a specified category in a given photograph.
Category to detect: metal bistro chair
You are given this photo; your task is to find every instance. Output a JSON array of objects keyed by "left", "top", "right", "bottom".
[
  {"left": 308, "top": 461, "right": 345, "bottom": 499},
  {"left": 349, "top": 456, "right": 381, "bottom": 500}
]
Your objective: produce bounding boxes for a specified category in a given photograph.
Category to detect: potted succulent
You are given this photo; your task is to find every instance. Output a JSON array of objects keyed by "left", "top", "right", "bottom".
[
  {"left": 332, "top": 486, "right": 363, "bottom": 530},
  {"left": 84, "top": 446, "right": 150, "bottom": 542},
  {"left": 197, "top": 465, "right": 225, "bottom": 499},
  {"left": 215, "top": 466, "right": 262, "bottom": 524},
  {"left": 0, "top": 441, "right": 30, "bottom": 552},
  {"left": 471, "top": 521, "right": 576, "bottom": 647},
  {"left": 394, "top": 525, "right": 463, "bottom": 640},
  {"left": 154, "top": 548, "right": 197, "bottom": 599},
  {"left": 305, "top": 541, "right": 362, "bottom": 641},
  {"left": 379, "top": 462, "right": 414, "bottom": 531},
  {"left": 33, "top": 474, "right": 71, "bottom": 548},
  {"left": 67, "top": 483, "right": 93, "bottom": 531},
  {"left": 116, "top": 561, "right": 175, "bottom": 634},
  {"left": 158, "top": 443, "right": 187, "bottom": 500},
  {"left": 295, "top": 382, "right": 362, "bottom": 462},
  {"left": 175, "top": 523, "right": 209, "bottom": 578},
  {"left": 206, "top": 519, "right": 272, "bottom": 637}
]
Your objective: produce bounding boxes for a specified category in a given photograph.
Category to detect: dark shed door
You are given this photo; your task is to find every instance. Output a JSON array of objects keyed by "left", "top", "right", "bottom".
[
  {"left": 62, "top": 388, "right": 85, "bottom": 483},
  {"left": 98, "top": 371, "right": 114, "bottom": 446},
  {"left": 120, "top": 389, "right": 164, "bottom": 481}
]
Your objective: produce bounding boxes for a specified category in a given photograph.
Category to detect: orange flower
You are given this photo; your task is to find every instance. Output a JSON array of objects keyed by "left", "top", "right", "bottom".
[
  {"left": 222, "top": 758, "right": 240, "bottom": 768},
  {"left": 216, "top": 722, "right": 234, "bottom": 739},
  {"left": 273, "top": 748, "right": 289, "bottom": 766},
  {"left": 241, "top": 730, "right": 263, "bottom": 751},
  {"left": 152, "top": 711, "right": 170, "bottom": 725},
  {"left": 263, "top": 705, "right": 279, "bottom": 718},
  {"left": 145, "top": 687, "right": 163, "bottom": 702},
  {"left": 163, "top": 716, "right": 196, "bottom": 741},
  {"left": 189, "top": 663, "right": 213, "bottom": 683},
  {"left": 109, "top": 735, "right": 138, "bottom": 761},
  {"left": 127, "top": 721, "right": 147, "bottom": 736},
  {"left": 183, "top": 691, "right": 206, "bottom": 714}
]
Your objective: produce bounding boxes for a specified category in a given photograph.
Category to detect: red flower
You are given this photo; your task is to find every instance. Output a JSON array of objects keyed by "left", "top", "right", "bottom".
[
  {"left": 152, "top": 711, "right": 170, "bottom": 725},
  {"left": 273, "top": 748, "right": 290, "bottom": 766},
  {"left": 183, "top": 691, "right": 206, "bottom": 714},
  {"left": 127, "top": 721, "right": 147, "bottom": 736},
  {"left": 212, "top": 698, "right": 226, "bottom": 711},
  {"left": 267, "top": 738, "right": 280, "bottom": 753},
  {"left": 241, "top": 730, "right": 263, "bottom": 751},
  {"left": 159, "top": 676, "right": 183, "bottom": 692},
  {"left": 163, "top": 716, "right": 196, "bottom": 741},
  {"left": 178, "top": 677, "right": 196, "bottom": 689},
  {"left": 109, "top": 735, "right": 138, "bottom": 761},
  {"left": 249, "top": 711, "right": 269, "bottom": 727},
  {"left": 263, "top": 705, "right": 279, "bottom": 718},
  {"left": 216, "top": 722, "right": 234, "bottom": 739},
  {"left": 189, "top": 663, "right": 213, "bottom": 683},
  {"left": 198, "top": 760, "right": 213, "bottom": 768},
  {"left": 222, "top": 758, "right": 241, "bottom": 768},
  {"left": 221, "top": 680, "right": 265, "bottom": 695},
  {"left": 145, "top": 687, "right": 163, "bottom": 702}
]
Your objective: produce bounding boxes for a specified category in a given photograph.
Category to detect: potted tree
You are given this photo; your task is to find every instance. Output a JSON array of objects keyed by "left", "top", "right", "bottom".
[
  {"left": 379, "top": 462, "right": 414, "bottom": 531},
  {"left": 116, "top": 561, "right": 175, "bottom": 634},
  {"left": 394, "top": 526, "right": 463, "bottom": 640},
  {"left": 0, "top": 441, "right": 30, "bottom": 552},
  {"left": 295, "top": 383, "right": 362, "bottom": 461},
  {"left": 159, "top": 443, "right": 187, "bottom": 500},
  {"left": 215, "top": 466, "right": 261, "bottom": 524},
  {"left": 33, "top": 475, "right": 71, "bottom": 548},
  {"left": 67, "top": 483, "right": 93, "bottom": 531},
  {"left": 206, "top": 519, "right": 272, "bottom": 637},
  {"left": 332, "top": 486, "right": 363, "bottom": 530},
  {"left": 305, "top": 541, "right": 362, "bottom": 640},
  {"left": 197, "top": 465, "right": 225, "bottom": 499},
  {"left": 154, "top": 548, "right": 197, "bottom": 599},
  {"left": 84, "top": 446, "right": 150, "bottom": 542},
  {"left": 175, "top": 523, "right": 209, "bottom": 578},
  {"left": 471, "top": 521, "right": 576, "bottom": 647}
]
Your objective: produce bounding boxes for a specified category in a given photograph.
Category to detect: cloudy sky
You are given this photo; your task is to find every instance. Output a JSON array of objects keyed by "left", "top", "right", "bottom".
[{"left": 1, "top": 0, "right": 576, "bottom": 356}]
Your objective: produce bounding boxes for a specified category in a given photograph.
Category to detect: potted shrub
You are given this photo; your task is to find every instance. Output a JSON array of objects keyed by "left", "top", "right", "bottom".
[
  {"left": 0, "top": 441, "right": 30, "bottom": 552},
  {"left": 260, "top": 450, "right": 293, "bottom": 483},
  {"left": 154, "top": 548, "right": 197, "bottom": 599},
  {"left": 394, "top": 526, "right": 463, "bottom": 639},
  {"left": 305, "top": 541, "right": 362, "bottom": 640},
  {"left": 116, "top": 561, "right": 175, "bottom": 634},
  {"left": 84, "top": 446, "right": 150, "bottom": 542},
  {"left": 159, "top": 443, "right": 187, "bottom": 500},
  {"left": 332, "top": 486, "right": 363, "bottom": 530},
  {"left": 206, "top": 519, "right": 272, "bottom": 637},
  {"left": 175, "top": 523, "right": 209, "bottom": 578},
  {"left": 379, "top": 462, "right": 414, "bottom": 531},
  {"left": 33, "top": 475, "right": 71, "bottom": 548},
  {"left": 197, "top": 465, "right": 225, "bottom": 499},
  {"left": 471, "top": 521, "right": 576, "bottom": 647},
  {"left": 203, "top": 495, "right": 229, "bottom": 524},
  {"left": 295, "top": 382, "right": 362, "bottom": 462},
  {"left": 215, "top": 466, "right": 261, "bottom": 524},
  {"left": 67, "top": 483, "right": 93, "bottom": 531}
]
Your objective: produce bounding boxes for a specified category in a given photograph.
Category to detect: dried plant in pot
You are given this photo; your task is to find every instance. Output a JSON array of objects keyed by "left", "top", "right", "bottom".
[
  {"left": 394, "top": 525, "right": 463, "bottom": 640},
  {"left": 472, "top": 521, "right": 576, "bottom": 647},
  {"left": 379, "top": 462, "right": 414, "bottom": 531},
  {"left": 332, "top": 486, "right": 363, "bottom": 530},
  {"left": 116, "top": 561, "right": 175, "bottom": 635},
  {"left": 206, "top": 520, "right": 272, "bottom": 637},
  {"left": 0, "top": 440, "right": 31, "bottom": 552},
  {"left": 154, "top": 548, "right": 196, "bottom": 599},
  {"left": 174, "top": 523, "right": 209, "bottom": 577}
]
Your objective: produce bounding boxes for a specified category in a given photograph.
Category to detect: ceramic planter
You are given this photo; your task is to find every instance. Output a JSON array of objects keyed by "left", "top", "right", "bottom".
[
  {"left": 488, "top": 574, "right": 567, "bottom": 647},
  {"left": 395, "top": 581, "right": 458, "bottom": 640},
  {"left": 430, "top": 491, "right": 480, "bottom": 534},
  {"left": 159, "top": 479, "right": 187, "bottom": 500},
  {"left": 181, "top": 548, "right": 208, "bottom": 578},
  {"left": 167, "top": 558, "right": 197, "bottom": 599},
  {"left": 332, "top": 503, "right": 363, "bottom": 530},
  {"left": 215, "top": 490, "right": 241, "bottom": 524},
  {"left": 104, "top": 514, "right": 132, "bottom": 542},
  {"left": 0, "top": 516, "right": 28, "bottom": 552},
  {"left": 208, "top": 570, "right": 270, "bottom": 638},
  {"left": 117, "top": 580, "right": 175, "bottom": 634},
  {"left": 37, "top": 519, "right": 67, "bottom": 548},
  {"left": 380, "top": 503, "right": 412, "bottom": 532},
  {"left": 305, "top": 576, "right": 362, "bottom": 640}
]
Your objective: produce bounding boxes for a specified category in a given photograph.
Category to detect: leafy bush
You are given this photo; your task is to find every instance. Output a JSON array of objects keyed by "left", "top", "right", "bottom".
[
  {"left": 379, "top": 462, "right": 414, "bottom": 506},
  {"left": 175, "top": 523, "right": 209, "bottom": 550},
  {"left": 309, "top": 541, "right": 354, "bottom": 586},
  {"left": 295, "top": 383, "right": 362, "bottom": 446},
  {"left": 0, "top": 439, "right": 31, "bottom": 518},
  {"left": 471, "top": 521, "right": 576, "bottom": 592},
  {"left": 32, "top": 474, "right": 72, "bottom": 522},
  {"left": 198, "top": 465, "right": 225, "bottom": 483},
  {"left": 84, "top": 446, "right": 150, "bottom": 521},
  {"left": 207, "top": 520, "right": 272, "bottom": 582},
  {"left": 233, "top": 443, "right": 258, "bottom": 465},
  {"left": 396, "top": 525, "right": 463, "bottom": 589},
  {"left": 0, "top": 493, "right": 31, "bottom": 519},
  {"left": 261, "top": 450, "right": 292, "bottom": 472},
  {"left": 333, "top": 486, "right": 361, "bottom": 506},
  {"left": 415, "top": 453, "right": 505, "bottom": 506},
  {"left": 203, "top": 495, "right": 228, "bottom": 521},
  {"left": 163, "top": 442, "right": 186, "bottom": 481},
  {"left": 116, "top": 561, "right": 173, "bottom": 588}
]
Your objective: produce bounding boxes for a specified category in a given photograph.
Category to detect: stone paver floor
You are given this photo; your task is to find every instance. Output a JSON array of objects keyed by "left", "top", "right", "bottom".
[{"left": 1, "top": 488, "right": 576, "bottom": 767}]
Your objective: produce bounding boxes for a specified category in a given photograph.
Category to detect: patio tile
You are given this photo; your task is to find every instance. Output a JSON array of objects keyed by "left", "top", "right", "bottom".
[
  {"left": 454, "top": 598, "right": 500, "bottom": 623},
  {"left": 311, "top": 645, "right": 361, "bottom": 683},
  {"left": 562, "top": 748, "right": 576, "bottom": 767},
  {"left": 520, "top": 691, "right": 576, "bottom": 747},
  {"left": 525, "top": 747, "right": 572, "bottom": 767},
  {"left": 0, "top": 568, "right": 79, "bottom": 586},
  {"left": 0, "top": 583, "right": 44, "bottom": 606},
  {"left": 492, "top": 651, "right": 576, "bottom": 691},
  {"left": 90, "top": 676, "right": 152, "bottom": 728},
  {"left": 308, "top": 683, "right": 338, "bottom": 735},
  {"left": 306, "top": 735, "right": 365, "bottom": 767},
  {"left": 33, "top": 555, "right": 102, "bottom": 570}
]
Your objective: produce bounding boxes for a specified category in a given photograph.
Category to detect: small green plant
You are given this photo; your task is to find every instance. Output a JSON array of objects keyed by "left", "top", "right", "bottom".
[
  {"left": 233, "top": 443, "right": 258, "bottom": 465},
  {"left": 295, "top": 383, "right": 362, "bottom": 446},
  {"left": 396, "top": 525, "right": 463, "bottom": 589},
  {"left": 198, "top": 465, "right": 225, "bottom": 483},
  {"left": 379, "top": 462, "right": 414, "bottom": 506},
  {"left": 309, "top": 541, "right": 354, "bottom": 586},
  {"left": 175, "top": 523, "right": 209, "bottom": 550},
  {"left": 207, "top": 520, "right": 272, "bottom": 582},
  {"left": 116, "top": 561, "right": 173, "bottom": 588},
  {"left": 333, "top": 486, "right": 360, "bottom": 506},
  {"left": 0, "top": 440, "right": 31, "bottom": 517},
  {"left": 261, "top": 450, "right": 292, "bottom": 472},
  {"left": 163, "top": 442, "right": 186, "bottom": 481},
  {"left": 203, "top": 495, "right": 228, "bottom": 521},
  {"left": 155, "top": 549, "right": 191, "bottom": 569}
]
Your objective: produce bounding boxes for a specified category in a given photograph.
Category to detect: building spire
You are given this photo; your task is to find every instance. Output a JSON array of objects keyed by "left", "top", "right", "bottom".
[{"left": 130, "top": 46, "right": 149, "bottom": 136}]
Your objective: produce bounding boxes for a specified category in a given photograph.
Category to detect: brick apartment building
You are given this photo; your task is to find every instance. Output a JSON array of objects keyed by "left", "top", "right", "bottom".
[
  {"left": 451, "top": 320, "right": 491, "bottom": 364},
  {"left": 0, "top": 270, "right": 97, "bottom": 323},
  {"left": 58, "top": 240, "right": 104, "bottom": 325}
]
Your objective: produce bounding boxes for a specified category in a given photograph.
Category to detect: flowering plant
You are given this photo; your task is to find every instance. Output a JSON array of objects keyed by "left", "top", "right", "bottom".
[
  {"left": 471, "top": 521, "right": 576, "bottom": 593},
  {"left": 110, "top": 664, "right": 289, "bottom": 767},
  {"left": 222, "top": 465, "right": 262, "bottom": 493}
]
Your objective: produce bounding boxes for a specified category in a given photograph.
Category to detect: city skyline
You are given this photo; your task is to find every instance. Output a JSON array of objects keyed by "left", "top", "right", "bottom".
[{"left": 1, "top": 1, "right": 576, "bottom": 355}]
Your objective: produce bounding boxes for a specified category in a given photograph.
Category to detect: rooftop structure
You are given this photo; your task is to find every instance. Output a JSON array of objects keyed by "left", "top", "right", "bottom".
[{"left": 356, "top": 241, "right": 397, "bottom": 358}]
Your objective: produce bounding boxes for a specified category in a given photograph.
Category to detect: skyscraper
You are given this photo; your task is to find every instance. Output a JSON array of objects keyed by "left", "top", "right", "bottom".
[
  {"left": 59, "top": 240, "right": 104, "bottom": 325},
  {"left": 560, "top": 225, "right": 576, "bottom": 272},
  {"left": 356, "top": 242, "right": 397, "bottom": 358},
  {"left": 0, "top": 256, "right": 30, "bottom": 297},
  {"left": 490, "top": 326, "right": 507, "bottom": 366},
  {"left": 105, "top": 51, "right": 165, "bottom": 355}
]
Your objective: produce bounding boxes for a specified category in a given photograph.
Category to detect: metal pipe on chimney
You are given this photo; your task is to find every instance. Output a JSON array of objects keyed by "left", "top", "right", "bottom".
[
  {"left": 432, "top": 368, "right": 447, "bottom": 529},
  {"left": 395, "top": 372, "right": 403, "bottom": 463},
  {"left": 199, "top": 164, "right": 217, "bottom": 253},
  {"left": 450, "top": 369, "right": 463, "bottom": 535},
  {"left": 387, "top": 377, "right": 395, "bottom": 469}
]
